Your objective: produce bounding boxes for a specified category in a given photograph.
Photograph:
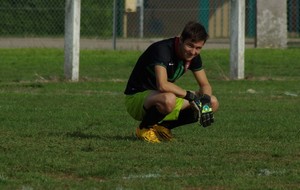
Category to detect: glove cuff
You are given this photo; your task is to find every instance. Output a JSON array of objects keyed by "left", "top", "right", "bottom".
[
  {"left": 198, "top": 94, "right": 211, "bottom": 102},
  {"left": 184, "top": 91, "right": 195, "bottom": 101}
]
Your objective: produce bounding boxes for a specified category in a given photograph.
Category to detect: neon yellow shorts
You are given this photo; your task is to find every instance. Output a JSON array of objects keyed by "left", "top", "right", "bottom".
[{"left": 125, "top": 91, "right": 184, "bottom": 121}]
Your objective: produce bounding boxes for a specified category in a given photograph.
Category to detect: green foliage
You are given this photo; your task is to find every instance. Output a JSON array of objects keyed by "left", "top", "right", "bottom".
[
  {"left": 80, "top": 0, "right": 113, "bottom": 37},
  {"left": 0, "top": 48, "right": 300, "bottom": 189},
  {"left": 0, "top": 0, "right": 113, "bottom": 37}
]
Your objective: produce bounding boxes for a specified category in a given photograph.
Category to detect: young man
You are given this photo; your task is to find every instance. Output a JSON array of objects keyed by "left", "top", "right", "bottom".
[{"left": 124, "top": 21, "right": 219, "bottom": 143}]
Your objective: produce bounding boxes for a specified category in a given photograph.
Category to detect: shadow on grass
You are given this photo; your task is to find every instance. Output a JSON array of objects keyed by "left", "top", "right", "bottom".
[{"left": 65, "top": 131, "right": 137, "bottom": 142}]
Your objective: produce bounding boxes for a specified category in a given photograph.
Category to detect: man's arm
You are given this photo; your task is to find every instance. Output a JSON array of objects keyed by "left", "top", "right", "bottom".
[
  {"left": 155, "top": 65, "right": 187, "bottom": 98},
  {"left": 192, "top": 69, "right": 212, "bottom": 96}
]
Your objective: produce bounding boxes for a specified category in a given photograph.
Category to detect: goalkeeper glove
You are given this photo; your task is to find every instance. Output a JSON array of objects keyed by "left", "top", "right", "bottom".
[
  {"left": 198, "top": 94, "right": 214, "bottom": 127},
  {"left": 184, "top": 91, "right": 214, "bottom": 127}
]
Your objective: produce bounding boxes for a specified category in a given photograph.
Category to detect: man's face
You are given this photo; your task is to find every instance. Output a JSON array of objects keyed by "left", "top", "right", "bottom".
[{"left": 180, "top": 39, "right": 205, "bottom": 61}]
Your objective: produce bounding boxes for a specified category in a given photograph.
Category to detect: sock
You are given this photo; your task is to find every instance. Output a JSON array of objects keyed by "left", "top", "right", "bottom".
[
  {"left": 140, "top": 106, "right": 167, "bottom": 129},
  {"left": 159, "top": 108, "right": 198, "bottom": 129}
]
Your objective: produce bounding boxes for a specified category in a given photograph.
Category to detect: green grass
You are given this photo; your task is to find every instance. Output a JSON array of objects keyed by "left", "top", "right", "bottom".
[{"left": 0, "top": 48, "right": 300, "bottom": 189}]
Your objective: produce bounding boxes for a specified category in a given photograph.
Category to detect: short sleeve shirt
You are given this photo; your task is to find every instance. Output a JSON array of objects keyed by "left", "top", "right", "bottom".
[{"left": 124, "top": 37, "right": 203, "bottom": 95}]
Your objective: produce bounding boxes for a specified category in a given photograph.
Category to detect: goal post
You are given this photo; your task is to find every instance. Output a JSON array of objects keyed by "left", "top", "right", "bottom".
[
  {"left": 230, "top": 0, "right": 245, "bottom": 80},
  {"left": 64, "top": 0, "right": 81, "bottom": 81},
  {"left": 64, "top": 0, "right": 245, "bottom": 81}
]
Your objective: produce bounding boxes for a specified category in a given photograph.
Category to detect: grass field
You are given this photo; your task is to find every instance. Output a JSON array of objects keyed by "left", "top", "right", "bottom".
[{"left": 0, "top": 48, "right": 300, "bottom": 190}]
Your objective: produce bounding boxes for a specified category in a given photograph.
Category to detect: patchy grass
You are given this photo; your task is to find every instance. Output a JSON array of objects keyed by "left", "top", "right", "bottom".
[{"left": 0, "top": 48, "right": 299, "bottom": 189}]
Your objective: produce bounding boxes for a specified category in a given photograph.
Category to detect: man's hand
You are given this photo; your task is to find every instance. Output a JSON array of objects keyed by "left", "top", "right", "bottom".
[
  {"left": 184, "top": 91, "right": 214, "bottom": 127},
  {"left": 197, "top": 94, "right": 214, "bottom": 127}
]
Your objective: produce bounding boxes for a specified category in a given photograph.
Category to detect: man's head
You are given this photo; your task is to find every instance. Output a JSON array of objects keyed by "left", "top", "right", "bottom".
[
  {"left": 180, "top": 21, "right": 209, "bottom": 43},
  {"left": 179, "top": 21, "right": 209, "bottom": 61}
]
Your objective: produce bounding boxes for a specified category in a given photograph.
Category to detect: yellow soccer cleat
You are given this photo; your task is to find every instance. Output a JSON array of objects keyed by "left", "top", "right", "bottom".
[
  {"left": 136, "top": 127, "right": 161, "bottom": 143},
  {"left": 153, "top": 125, "right": 173, "bottom": 141}
]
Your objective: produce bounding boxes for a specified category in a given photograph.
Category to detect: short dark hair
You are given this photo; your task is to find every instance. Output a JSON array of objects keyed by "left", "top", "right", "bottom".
[{"left": 180, "top": 21, "right": 209, "bottom": 43}]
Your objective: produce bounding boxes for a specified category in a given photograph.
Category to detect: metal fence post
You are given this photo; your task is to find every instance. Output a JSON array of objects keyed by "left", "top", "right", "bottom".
[
  {"left": 113, "top": 0, "right": 117, "bottom": 50},
  {"left": 139, "top": 0, "right": 144, "bottom": 38}
]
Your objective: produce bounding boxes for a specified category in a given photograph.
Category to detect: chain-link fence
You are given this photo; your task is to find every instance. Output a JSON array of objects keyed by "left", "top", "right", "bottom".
[
  {"left": 288, "top": 0, "right": 300, "bottom": 38},
  {"left": 122, "top": 0, "right": 256, "bottom": 38},
  {"left": 0, "top": 0, "right": 299, "bottom": 49}
]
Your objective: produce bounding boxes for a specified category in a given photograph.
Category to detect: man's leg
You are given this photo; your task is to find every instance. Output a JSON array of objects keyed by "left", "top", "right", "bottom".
[
  {"left": 136, "top": 105, "right": 170, "bottom": 143},
  {"left": 137, "top": 91, "right": 178, "bottom": 143},
  {"left": 125, "top": 91, "right": 165, "bottom": 143},
  {"left": 160, "top": 95, "right": 218, "bottom": 129},
  {"left": 139, "top": 106, "right": 166, "bottom": 129},
  {"left": 141, "top": 91, "right": 177, "bottom": 128},
  {"left": 139, "top": 91, "right": 179, "bottom": 141},
  {"left": 136, "top": 106, "right": 166, "bottom": 143},
  {"left": 160, "top": 108, "right": 198, "bottom": 129}
]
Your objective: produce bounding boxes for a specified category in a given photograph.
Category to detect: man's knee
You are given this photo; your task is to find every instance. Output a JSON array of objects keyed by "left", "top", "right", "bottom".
[
  {"left": 211, "top": 95, "right": 219, "bottom": 112},
  {"left": 157, "top": 93, "right": 177, "bottom": 114}
]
